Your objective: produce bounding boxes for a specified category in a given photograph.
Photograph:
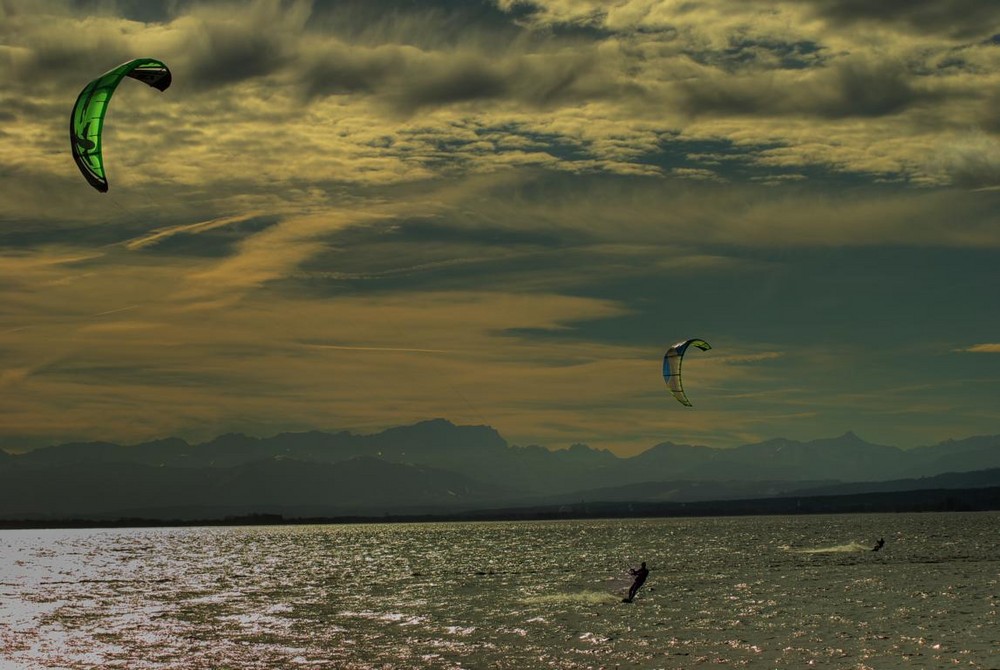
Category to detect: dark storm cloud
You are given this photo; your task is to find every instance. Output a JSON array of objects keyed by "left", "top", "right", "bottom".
[
  {"left": 281, "top": 0, "right": 634, "bottom": 113},
  {"left": 399, "top": 61, "right": 509, "bottom": 109},
  {"left": 299, "top": 41, "right": 632, "bottom": 113},
  {"left": 805, "top": 0, "right": 1000, "bottom": 39},
  {"left": 298, "top": 44, "right": 401, "bottom": 96},
  {"left": 678, "top": 59, "right": 938, "bottom": 119},
  {"left": 307, "top": 0, "right": 532, "bottom": 47},
  {"left": 67, "top": 0, "right": 181, "bottom": 23},
  {"left": 307, "top": 0, "right": 608, "bottom": 47},
  {"left": 826, "top": 61, "right": 926, "bottom": 117},
  {"left": 0, "top": 1, "right": 299, "bottom": 91},
  {"left": 182, "top": 26, "right": 291, "bottom": 89},
  {"left": 171, "top": 3, "right": 309, "bottom": 91},
  {"left": 685, "top": 37, "right": 828, "bottom": 72},
  {"left": 0, "top": 29, "right": 134, "bottom": 89}
]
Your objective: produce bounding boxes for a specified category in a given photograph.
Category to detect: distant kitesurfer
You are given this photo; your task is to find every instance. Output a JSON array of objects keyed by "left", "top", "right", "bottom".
[
  {"left": 625, "top": 562, "right": 649, "bottom": 602},
  {"left": 872, "top": 538, "right": 885, "bottom": 552}
]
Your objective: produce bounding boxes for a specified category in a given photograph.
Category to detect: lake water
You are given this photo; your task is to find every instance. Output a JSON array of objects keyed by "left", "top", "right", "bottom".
[{"left": 1, "top": 512, "right": 998, "bottom": 669}]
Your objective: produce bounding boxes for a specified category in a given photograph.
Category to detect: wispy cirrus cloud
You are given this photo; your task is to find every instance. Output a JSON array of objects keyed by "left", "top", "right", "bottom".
[
  {"left": 957, "top": 343, "right": 1000, "bottom": 353},
  {"left": 801, "top": 0, "right": 1000, "bottom": 39},
  {"left": 123, "top": 213, "right": 268, "bottom": 251}
]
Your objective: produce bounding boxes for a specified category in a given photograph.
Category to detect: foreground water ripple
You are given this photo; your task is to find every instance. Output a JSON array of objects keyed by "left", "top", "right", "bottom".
[{"left": 2, "top": 511, "right": 998, "bottom": 669}]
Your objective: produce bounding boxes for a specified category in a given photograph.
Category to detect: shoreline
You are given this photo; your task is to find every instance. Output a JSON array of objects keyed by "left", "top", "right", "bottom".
[{"left": 2, "top": 485, "right": 998, "bottom": 530}]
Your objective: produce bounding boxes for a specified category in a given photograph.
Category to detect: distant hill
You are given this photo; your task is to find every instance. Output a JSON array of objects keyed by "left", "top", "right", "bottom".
[
  {"left": 1, "top": 419, "right": 998, "bottom": 520},
  {"left": 623, "top": 431, "right": 905, "bottom": 482},
  {"left": 543, "top": 468, "right": 1000, "bottom": 506},
  {"left": 786, "top": 467, "right": 1000, "bottom": 497}
]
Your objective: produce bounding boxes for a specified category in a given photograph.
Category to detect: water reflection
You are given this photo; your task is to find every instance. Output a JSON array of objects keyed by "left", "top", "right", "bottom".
[{"left": 0, "top": 513, "right": 998, "bottom": 668}]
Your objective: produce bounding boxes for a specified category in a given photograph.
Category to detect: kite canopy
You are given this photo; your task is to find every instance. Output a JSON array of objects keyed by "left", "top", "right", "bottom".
[
  {"left": 662, "top": 338, "right": 712, "bottom": 407},
  {"left": 70, "top": 58, "right": 172, "bottom": 192}
]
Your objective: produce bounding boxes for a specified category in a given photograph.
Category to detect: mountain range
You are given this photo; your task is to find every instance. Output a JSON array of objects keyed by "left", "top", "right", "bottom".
[{"left": 1, "top": 419, "right": 998, "bottom": 520}]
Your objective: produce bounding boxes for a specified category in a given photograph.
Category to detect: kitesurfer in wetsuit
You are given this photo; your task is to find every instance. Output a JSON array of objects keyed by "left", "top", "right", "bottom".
[
  {"left": 872, "top": 537, "right": 885, "bottom": 552},
  {"left": 626, "top": 562, "right": 649, "bottom": 602}
]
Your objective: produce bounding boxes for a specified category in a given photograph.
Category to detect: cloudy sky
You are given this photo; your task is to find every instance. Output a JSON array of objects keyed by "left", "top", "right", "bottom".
[{"left": 1, "top": 0, "right": 998, "bottom": 454}]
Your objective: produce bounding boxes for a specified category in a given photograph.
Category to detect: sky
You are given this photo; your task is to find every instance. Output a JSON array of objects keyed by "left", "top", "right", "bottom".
[{"left": 0, "top": 0, "right": 998, "bottom": 455}]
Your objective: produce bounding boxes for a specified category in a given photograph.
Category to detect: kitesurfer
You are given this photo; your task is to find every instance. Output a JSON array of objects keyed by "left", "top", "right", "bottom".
[
  {"left": 625, "top": 562, "right": 649, "bottom": 602},
  {"left": 872, "top": 537, "right": 885, "bottom": 552}
]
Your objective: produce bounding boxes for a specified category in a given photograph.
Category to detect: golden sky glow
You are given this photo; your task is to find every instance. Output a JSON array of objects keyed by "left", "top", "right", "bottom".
[{"left": 1, "top": 0, "right": 998, "bottom": 453}]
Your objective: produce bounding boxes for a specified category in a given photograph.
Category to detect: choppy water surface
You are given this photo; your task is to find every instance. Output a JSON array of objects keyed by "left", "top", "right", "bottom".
[{"left": 1, "top": 512, "right": 998, "bottom": 669}]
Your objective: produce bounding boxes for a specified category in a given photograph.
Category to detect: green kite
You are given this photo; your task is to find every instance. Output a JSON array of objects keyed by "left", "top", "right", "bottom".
[{"left": 70, "top": 58, "right": 172, "bottom": 192}]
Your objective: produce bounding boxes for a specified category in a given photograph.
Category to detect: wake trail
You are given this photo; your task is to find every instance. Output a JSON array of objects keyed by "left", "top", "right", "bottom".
[{"left": 784, "top": 541, "right": 871, "bottom": 554}]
